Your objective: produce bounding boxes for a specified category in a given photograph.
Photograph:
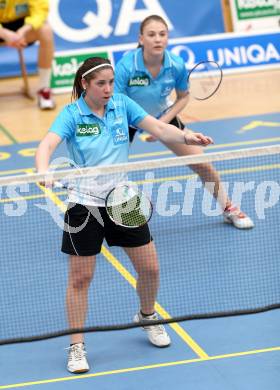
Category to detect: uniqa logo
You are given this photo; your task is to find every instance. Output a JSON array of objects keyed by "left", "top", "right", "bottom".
[
  {"left": 207, "top": 43, "right": 280, "bottom": 65},
  {"left": 48, "top": 0, "right": 173, "bottom": 43},
  {"left": 171, "top": 42, "right": 279, "bottom": 68},
  {"left": 115, "top": 128, "right": 127, "bottom": 141}
]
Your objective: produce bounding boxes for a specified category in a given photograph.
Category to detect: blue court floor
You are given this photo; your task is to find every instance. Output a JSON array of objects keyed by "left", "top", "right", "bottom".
[{"left": 0, "top": 112, "right": 280, "bottom": 390}]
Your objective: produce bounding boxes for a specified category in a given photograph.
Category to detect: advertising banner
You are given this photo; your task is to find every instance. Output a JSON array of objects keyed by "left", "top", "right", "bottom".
[
  {"left": 49, "top": 0, "right": 224, "bottom": 48},
  {"left": 229, "top": 0, "right": 280, "bottom": 31},
  {"left": 51, "top": 30, "right": 280, "bottom": 93},
  {"left": 0, "top": 0, "right": 224, "bottom": 78},
  {"left": 51, "top": 51, "right": 110, "bottom": 91}
]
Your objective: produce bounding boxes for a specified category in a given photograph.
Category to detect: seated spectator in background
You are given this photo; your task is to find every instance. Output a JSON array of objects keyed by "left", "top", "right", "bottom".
[{"left": 0, "top": 0, "right": 55, "bottom": 109}]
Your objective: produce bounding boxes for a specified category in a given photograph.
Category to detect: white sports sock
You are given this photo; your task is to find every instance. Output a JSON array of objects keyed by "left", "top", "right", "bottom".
[{"left": 38, "top": 68, "right": 52, "bottom": 90}]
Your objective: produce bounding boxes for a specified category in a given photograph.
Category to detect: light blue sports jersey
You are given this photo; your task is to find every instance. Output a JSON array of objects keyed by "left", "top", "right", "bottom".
[
  {"left": 114, "top": 48, "right": 188, "bottom": 118},
  {"left": 49, "top": 93, "right": 147, "bottom": 206}
]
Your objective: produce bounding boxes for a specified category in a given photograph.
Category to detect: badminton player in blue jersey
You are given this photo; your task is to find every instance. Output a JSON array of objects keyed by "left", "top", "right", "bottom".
[
  {"left": 114, "top": 14, "right": 254, "bottom": 230},
  {"left": 36, "top": 56, "right": 213, "bottom": 374}
]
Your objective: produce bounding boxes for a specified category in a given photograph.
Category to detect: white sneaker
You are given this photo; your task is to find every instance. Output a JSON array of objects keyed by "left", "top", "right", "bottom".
[
  {"left": 223, "top": 205, "right": 254, "bottom": 229},
  {"left": 134, "top": 312, "right": 171, "bottom": 347},
  {"left": 66, "top": 343, "right": 89, "bottom": 374},
  {"left": 37, "top": 88, "right": 55, "bottom": 110}
]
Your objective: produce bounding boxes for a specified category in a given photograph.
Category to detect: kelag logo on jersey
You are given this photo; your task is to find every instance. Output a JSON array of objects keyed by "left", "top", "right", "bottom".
[
  {"left": 76, "top": 124, "right": 101, "bottom": 136},
  {"left": 128, "top": 76, "right": 150, "bottom": 87}
]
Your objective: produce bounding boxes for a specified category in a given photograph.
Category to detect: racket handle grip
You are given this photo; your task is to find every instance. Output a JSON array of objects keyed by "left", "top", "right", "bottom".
[{"left": 53, "top": 181, "right": 65, "bottom": 189}]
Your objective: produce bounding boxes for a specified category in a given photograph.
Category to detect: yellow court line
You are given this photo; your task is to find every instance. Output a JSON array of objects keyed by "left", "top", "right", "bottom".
[
  {"left": 136, "top": 163, "right": 280, "bottom": 185},
  {"left": 206, "top": 137, "right": 280, "bottom": 149},
  {"left": 129, "top": 137, "right": 280, "bottom": 159},
  {"left": 0, "top": 192, "right": 66, "bottom": 203},
  {"left": 1, "top": 346, "right": 279, "bottom": 389},
  {"left": 101, "top": 246, "right": 208, "bottom": 358},
  {"left": 34, "top": 183, "right": 208, "bottom": 359},
  {"left": 24, "top": 168, "right": 68, "bottom": 210},
  {"left": 0, "top": 162, "right": 279, "bottom": 203},
  {"left": 0, "top": 168, "right": 31, "bottom": 176},
  {"left": 237, "top": 121, "right": 280, "bottom": 134},
  {"left": 0, "top": 164, "right": 69, "bottom": 176},
  {"left": 0, "top": 137, "right": 280, "bottom": 176}
]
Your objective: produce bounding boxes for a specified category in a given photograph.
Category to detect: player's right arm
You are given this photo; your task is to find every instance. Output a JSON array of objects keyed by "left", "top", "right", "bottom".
[
  {"left": 35, "top": 132, "right": 62, "bottom": 174},
  {"left": 36, "top": 106, "right": 74, "bottom": 175}
]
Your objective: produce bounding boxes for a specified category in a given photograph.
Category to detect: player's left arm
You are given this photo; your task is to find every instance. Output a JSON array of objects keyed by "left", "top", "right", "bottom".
[
  {"left": 159, "top": 90, "right": 190, "bottom": 124},
  {"left": 137, "top": 115, "right": 213, "bottom": 146},
  {"left": 159, "top": 58, "right": 189, "bottom": 124}
]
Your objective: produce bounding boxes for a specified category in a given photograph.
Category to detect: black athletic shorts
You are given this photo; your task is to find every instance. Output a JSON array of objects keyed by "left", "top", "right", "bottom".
[
  {"left": 1, "top": 18, "right": 25, "bottom": 31},
  {"left": 129, "top": 116, "right": 185, "bottom": 143},
  {"left": 0, "top": 18, "right": 34, "bottom": 44},
  {"left": 62, "top": 203, "right": 152, "bottom": 256}
]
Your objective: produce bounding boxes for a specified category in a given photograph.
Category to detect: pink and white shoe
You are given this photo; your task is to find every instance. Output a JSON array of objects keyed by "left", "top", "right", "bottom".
[
  {"left": 134, "top": 312, "right": 171, "bottom": 347},
  {"left": 223, "top": 205, "right": 254, "bottom": 229},
  {"left": 37, "top": 88, "right": 55, "bottom": 110}
]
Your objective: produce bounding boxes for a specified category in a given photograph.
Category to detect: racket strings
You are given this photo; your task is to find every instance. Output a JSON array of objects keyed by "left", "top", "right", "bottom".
[
  {"left": 196, "top": 76, "right": 221, "bottom": 97},
  {"left": 106, "top": 193, "right": 152, "bottom": 228},
  {"left": 188, "top": 61, "right": 223, "bottom": 100},
  {"left": 56, "top": 181, "right": 153, "bottom": 228}
]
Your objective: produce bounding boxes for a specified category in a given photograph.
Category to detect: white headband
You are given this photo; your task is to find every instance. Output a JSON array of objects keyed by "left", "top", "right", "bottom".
[{"left": 81, "top": 63, "right": 113, "bottom": 78}]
